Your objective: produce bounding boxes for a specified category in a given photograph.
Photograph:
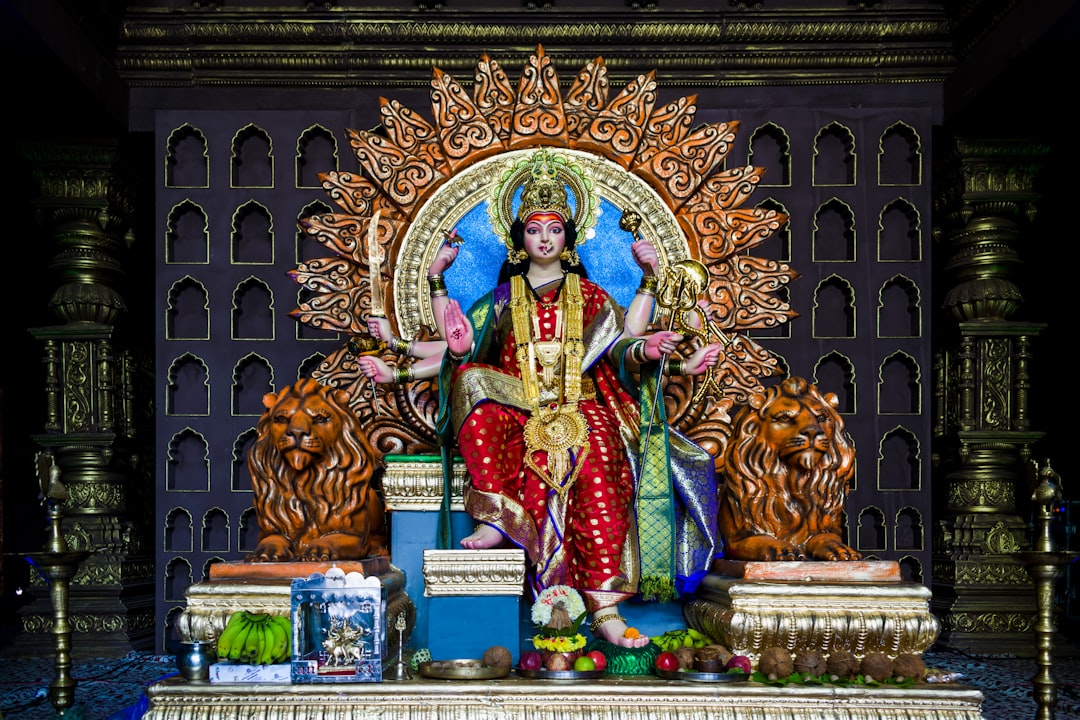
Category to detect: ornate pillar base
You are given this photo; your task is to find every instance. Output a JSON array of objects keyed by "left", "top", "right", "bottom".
[
  {"left": 685, "top": 562, "right": 940, "bottom": 666},
  {"left": 13, "top": 572, "right": 155, "bottom": 659}
]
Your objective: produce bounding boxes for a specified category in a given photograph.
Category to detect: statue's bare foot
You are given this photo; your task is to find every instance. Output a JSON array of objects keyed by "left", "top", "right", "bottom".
[
  {"left": 460, "top": 524, "right": 503, "bottom": 549},
  {"left": 593, "top": 613, "right": 650, "bottom": 648}
]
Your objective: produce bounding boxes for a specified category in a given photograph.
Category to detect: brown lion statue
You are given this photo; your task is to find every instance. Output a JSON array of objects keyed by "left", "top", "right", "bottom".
[
  {"left": 246, "top": 377, "right": 389, "bottom": 562},
  {"left": 718, "top": 376, "right": 858, "bottom": 562}
]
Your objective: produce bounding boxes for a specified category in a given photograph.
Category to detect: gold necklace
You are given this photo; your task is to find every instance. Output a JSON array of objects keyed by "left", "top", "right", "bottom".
[{"left": 511, "top": 274, "right": 589, "bottom": 495}]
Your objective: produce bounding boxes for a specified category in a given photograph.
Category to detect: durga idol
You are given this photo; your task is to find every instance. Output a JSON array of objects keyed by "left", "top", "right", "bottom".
[{"left": 360, "top": 148, "right": 723, "bottom": 648}]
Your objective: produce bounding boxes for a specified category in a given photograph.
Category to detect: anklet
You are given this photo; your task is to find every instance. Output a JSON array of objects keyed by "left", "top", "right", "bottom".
[{"left": 589, "top": 613, "right": 626, "bottom": 634}]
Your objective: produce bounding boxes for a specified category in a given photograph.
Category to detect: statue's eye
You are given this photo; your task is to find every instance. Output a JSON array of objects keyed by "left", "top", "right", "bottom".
[
  {"left": 817, "top": 413, "right": 830, "bottom": 425},
  {"left": 272, "top": 414, "right": 288, "bottom": 424},
  {"left": 311, "top": 413, "right": 330, "bottom": 425}
]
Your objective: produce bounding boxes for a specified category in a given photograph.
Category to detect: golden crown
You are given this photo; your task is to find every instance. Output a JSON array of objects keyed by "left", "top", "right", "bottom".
[
  {"left": 517, "top": 150, "right": 572, "bottom": 221},
  {"left": 490, "top": 148, "right": 596, "bottom": 249}
]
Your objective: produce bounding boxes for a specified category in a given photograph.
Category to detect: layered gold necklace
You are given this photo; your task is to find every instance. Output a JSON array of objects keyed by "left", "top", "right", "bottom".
[{"left": 511, "top": 274, "right": 589, "bottom": 495}]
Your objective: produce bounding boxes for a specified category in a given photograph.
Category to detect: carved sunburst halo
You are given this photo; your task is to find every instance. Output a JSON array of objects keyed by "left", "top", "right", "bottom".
[{"left": 289, "top": 45, "right": 798, "bottom": 457}]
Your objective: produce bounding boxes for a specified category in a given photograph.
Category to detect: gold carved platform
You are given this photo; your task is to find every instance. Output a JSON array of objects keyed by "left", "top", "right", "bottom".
[
  {"left": 685, "top": 561, "right": 941, "bottom": 665},
  {"left": 143, "top": 673, "right": 984, "bottom": 720},
  {"left": 175, "top": 557, "right": 415, "bottom": 659}
]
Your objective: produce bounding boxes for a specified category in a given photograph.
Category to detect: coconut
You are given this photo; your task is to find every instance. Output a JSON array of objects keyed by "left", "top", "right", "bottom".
[
  {"left": 545, "top": 604, "right": 573, "bottom": 631},
  {"left": 860, "top": 651, "right": 894, "bottom": 682},
  {"left": 758, "top": 646, "right": 794, "bottom": 680},
  {"left": 826, "top": 649, "right": 859, "bottom": 680},
  {"left": 893, "top": 652, "right": 926, "bottom": 682},
  {"left": 545, "top": 652, "right": 572, "bottom": 671},
  {"left": 483, "top": 645, "right": 513, "bottom": 671},
  {"left": 674, "top": 646, "right": 697, "bottom": 670},
  {"left": 793, "top": 649, "right": 827, "bottom": 677}
]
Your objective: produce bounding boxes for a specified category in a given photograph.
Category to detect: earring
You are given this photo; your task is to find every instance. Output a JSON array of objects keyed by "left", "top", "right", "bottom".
[
  {"left": 508, "top": 248, "right": 528, "bottom": 263},
  {"left": 559, "top": 249, "right": 580, "bottom": 266}
]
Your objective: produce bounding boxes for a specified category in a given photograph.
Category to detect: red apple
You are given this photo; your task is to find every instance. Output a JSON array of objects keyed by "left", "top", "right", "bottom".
[
  {"left": 585, "top": 650, "right": 607, "bottom": 672},
  {"left": 655, "top": 651, "right": 680, "bottom": 672},
  {"left": 519, "top": 651, "right": 543, "bottom": 671},
  {"left": 725, "top": 654, "right": 752, "bottom": 674}
]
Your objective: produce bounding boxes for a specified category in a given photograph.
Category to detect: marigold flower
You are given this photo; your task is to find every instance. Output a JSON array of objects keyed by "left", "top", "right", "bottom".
[{"left": 623, "top": 627, "right": 642, "bottom": 640}]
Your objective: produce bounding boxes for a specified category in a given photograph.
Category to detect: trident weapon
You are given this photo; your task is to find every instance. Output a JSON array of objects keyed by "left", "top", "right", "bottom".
[{"left": 618, "top": 209, "right": 729, "bottom": 466}]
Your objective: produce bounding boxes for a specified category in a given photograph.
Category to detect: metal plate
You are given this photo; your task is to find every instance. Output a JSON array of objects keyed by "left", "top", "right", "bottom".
[
  {"left": 418, "top": 660, "right": 511, "bottom": 680},
  {"left": 515, "top": 667, "right": 605, "bottom": 681},
  {"left": 656, "top": 668, "right": 750, "bottom": 683}
]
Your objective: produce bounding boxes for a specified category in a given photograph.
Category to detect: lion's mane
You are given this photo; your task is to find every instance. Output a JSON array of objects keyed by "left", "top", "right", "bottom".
[
  {"left": 247, "top": 377, "right": 388, "bottom": 560},
  {"left": 719, "top": 376, "right": 856, "bottom": 560}
]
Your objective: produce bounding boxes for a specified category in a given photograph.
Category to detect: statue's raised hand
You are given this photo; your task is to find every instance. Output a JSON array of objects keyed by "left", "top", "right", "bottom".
[
  {"left": 683, "top": 342, "right": 723, "bottom": 376},
  {"left": 443, "top": 299, "right": 473, "bottom": 359},
  {"left": 631, "top": 239, "right": 659, "bottom": 276},
  {"left": 357, "top": 355, "right": 394, "bottom": 384},
  {"left": 367, "top": 315, "right": 393, "bottom": 343},
  {"left": 428, "top": 241, "right": 459, "bottom": 276},
  {"left": 643, "top": 330, "right": 683, "bottom": 361}
]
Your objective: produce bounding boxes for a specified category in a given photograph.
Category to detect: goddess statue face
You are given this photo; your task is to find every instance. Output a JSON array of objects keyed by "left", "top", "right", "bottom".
[{"left": 522, "top": 212, "right": 566, "bottom": 264}]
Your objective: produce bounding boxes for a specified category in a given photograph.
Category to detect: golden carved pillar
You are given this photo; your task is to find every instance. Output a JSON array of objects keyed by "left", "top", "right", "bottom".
[
  {"left": 15, "top": 140, "right": 155, "bottom": 657},
  {"left": 931, "top": 136, "right": 1049, "bottom": 656}
]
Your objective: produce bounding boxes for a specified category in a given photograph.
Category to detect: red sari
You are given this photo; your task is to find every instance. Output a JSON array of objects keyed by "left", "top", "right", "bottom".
[{"left": 449, "top": 275, "right": 641, "bottom": 612}]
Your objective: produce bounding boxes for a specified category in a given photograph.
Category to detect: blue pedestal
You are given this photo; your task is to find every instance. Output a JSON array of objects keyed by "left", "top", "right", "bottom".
[
  {"left": 427, "top": 595, "right": 522, "bottom": 661},
  {"left": 389, "top": 509, "right": 478, "bottom": 652}
]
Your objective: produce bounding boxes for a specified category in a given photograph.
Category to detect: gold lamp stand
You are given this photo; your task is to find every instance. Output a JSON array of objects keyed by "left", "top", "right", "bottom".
[
  {"left": 21, "top": 455, "right": 91, "bottom": 714},
  {"left": 1014, "top": 461, "right": 1078, "bottom": 720}
]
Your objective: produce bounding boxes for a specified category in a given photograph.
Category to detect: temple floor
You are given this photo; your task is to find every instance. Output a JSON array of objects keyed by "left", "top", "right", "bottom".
[{"left": 0, "top": 647, "right": 1077, "bottom": 720}]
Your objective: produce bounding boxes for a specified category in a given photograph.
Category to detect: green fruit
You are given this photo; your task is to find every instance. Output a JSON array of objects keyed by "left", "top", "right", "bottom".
[{"left": 573, "top": 655, "right": 596, "bottom": 672}]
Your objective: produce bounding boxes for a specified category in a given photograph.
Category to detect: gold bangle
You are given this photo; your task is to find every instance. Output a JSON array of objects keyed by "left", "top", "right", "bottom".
[
  {"left": 631, "top": 339, "right": 648, "bottom": 365},
  {"left": 637, "top": 275, "right": 658, "bottom": 296},
  {"left": 389, "top": 336, "right": 410, "bottom": 355},
  {"left": 589, "top": 613, "right": 626, "bottom": 634},
  {"left": 447, "top": 346, "right": 470, "bottom": 363},
  {"left": 428, "top": 274, "right": 447, "bottom": 296},
  {"left": 667, "top": 359, "right": 684, "bottom": 376},
  {"left": 393, "top": 366, "right": 414, "bottom": 383}
]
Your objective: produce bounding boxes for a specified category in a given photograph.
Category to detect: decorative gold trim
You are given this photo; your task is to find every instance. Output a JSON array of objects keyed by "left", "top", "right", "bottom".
[
  {"left": 382, "top": 458, "right": 466, "bottom": 512},
  {"left": 421, "top": 549, "right": 526, "bottom": 597},
  {"left": 142, "top": 675, "right": 985, "bottom": 720},
  {"left": 687, "top": 575, "right": 940, "bottom": 665},
  {"left": 116, "top": 15, "right": 954, "bottom": 89}
]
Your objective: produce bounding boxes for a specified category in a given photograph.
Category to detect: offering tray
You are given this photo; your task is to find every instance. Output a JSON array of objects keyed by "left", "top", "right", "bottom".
[
  {"left": 418, "top": 660, "right": 510, "bottom": 680},
  {"left": 656, "top": 668, "right": 749, "bottom": 683},
  {"left": 516, "top": 667, "right": 605, "bottom": 680}
]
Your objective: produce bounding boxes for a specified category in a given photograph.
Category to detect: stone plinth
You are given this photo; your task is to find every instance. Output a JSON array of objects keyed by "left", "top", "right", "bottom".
[
  {"left": 710, "top": 558, "right": 902, "bottom": 583},
  {"left": 685, "top": 562, "right": 940, "bottom": 665}
]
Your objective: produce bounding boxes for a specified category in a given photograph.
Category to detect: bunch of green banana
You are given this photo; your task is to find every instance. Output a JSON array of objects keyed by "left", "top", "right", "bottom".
[
  {"left": 652, "top": 627, "right": 713, "bottom": 652},
  {"left": 215, "top": 611, "right": 293, "bottom": 665}
]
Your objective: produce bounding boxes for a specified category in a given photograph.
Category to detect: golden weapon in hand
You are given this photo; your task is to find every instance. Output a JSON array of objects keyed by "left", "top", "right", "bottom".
[{"left": 655, "top": 259, "right": 732, "bottom": 404}]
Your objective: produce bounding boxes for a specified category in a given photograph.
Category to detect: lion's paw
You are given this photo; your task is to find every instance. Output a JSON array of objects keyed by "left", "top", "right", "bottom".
[{"left": 246, "top": 535, "right": 295, "bottom": 562}]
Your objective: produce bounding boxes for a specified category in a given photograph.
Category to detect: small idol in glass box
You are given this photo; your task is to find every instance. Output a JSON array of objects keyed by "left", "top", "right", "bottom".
[{"left": 291, "top": 566, "right": 386, "bottom": 683}]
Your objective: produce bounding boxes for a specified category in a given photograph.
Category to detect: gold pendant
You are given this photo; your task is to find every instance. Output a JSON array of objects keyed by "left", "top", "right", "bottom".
[
  {"left": 523, "top": 405, "right": 590, "bottom": 495},
  {"left": 534, "top": 341, "right": 561, "bottom": 389}
]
